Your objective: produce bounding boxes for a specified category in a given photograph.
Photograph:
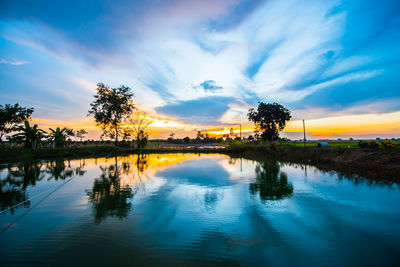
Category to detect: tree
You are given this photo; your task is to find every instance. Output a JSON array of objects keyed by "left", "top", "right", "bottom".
[
  {"left": 49, "top": 127, "right": 74, "bottom": 148},
  {"left": 76, "top": 129, "right": 88, "bottom": 142},
  {"left": 248, "top": 102, "right": 291, "bottom": 142},
  {"left": 128, "top": 110, "right": 153, "bottom": 148},
  {"left": 88, "top": 83, "right": 135, "bottom": 144},
  {"left": 0, "top": 103, "right": 34, "bottom": 145},
  {"left": 126, "top": 110, "right": 152, "bottom": 148},
  {"left": 12, "top": 121, "right": 46, "bottom": 149},
  {"left": 229, "top": 128, "right": 235, "bottom": 137},
  {"left": 137, "top": 130, "right": 148, "bottom": 148}
]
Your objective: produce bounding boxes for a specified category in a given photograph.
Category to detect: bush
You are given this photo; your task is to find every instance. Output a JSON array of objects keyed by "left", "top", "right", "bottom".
[
  {"left": 358, "top": 141, "right": 368, "bottom": 148},
  {"left": 358, "top": 140, "right": 380, "bottom": 149},
  {"left": 117, "top": 140, "right": 131, "bottom": 147},
  {"left": 381, "top": 140, "right": 400, "bottom": 149}
]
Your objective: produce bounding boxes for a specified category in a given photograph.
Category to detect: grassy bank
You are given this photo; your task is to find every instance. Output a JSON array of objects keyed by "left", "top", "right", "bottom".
[{"left": 225, "top": 142, "right": 400, "bottom": 181}]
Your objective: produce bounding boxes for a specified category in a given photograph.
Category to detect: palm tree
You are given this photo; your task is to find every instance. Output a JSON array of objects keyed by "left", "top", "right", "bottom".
[{"left": 12, "top": 121, "right": 46, "bottom": 149}]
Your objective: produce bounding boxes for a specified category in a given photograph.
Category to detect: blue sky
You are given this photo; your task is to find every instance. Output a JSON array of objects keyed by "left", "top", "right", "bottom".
[{"left": 1, "top": 0, "right": 400, "bottom": 138}]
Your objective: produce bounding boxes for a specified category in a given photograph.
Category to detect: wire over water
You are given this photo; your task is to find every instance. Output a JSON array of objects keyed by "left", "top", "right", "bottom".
[{"left": 1, "top": 177, "right": 74, "bottom": 234}]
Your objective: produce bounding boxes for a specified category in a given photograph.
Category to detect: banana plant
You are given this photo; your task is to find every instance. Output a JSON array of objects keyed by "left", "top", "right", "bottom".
[
  {"left": 49, "top": 127, "right": 74, "bottom": 148},
  {"left": 49, "top": 127, "right": 66, "bottom": 148},
  {"left": 12, "top": 121, "right": 46, "bottom": 149}
]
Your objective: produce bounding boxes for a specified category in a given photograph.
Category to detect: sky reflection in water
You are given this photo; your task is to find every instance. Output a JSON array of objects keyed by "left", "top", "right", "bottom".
[{"left": 0, "top": 153, "right": 400, "bottom": 266}]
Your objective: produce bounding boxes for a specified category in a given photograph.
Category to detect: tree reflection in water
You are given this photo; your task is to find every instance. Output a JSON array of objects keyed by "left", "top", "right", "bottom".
[
  {"left": 249, "top": 160, "right": 293, "bottom": 201},
  {"left": 45, "top": 159, "right": 84, "bottom": 181},
  {"left": 86, "top": 155, "right": 149, "bottom": 223},
  {"left": 0, "top": 161, "right": 43, "bottom": 213},
  {"left": 0, "top": 159, "right": 86, "bottom": 214}
]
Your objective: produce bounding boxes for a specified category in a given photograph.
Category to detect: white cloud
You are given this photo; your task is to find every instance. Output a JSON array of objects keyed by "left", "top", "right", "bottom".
[{"left": 0, "top": 58, "right": 28, "bottom": 65}]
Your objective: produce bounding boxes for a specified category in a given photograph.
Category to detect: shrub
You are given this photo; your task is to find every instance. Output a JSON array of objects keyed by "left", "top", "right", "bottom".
[
  {"left": 358, "top": 140, "right": 380, "bottom": 148},
  {"left": 381, "top": 140, "right": 400, "bottom": 149},
  {"left": 358, "top": 141, "right": 368, "bottom": 148}
]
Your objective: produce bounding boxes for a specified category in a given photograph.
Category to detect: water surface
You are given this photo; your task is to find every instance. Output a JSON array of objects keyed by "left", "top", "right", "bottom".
[{"left": 1, "top": 153, "right": 399, "bottom": 266}]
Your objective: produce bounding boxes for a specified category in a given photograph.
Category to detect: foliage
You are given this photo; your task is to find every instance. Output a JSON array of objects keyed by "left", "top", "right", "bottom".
[
  {"left": 0, "top": 103, "right": 34, "bottom": 144},
  {"left": 229, "top": 128, "right": 235, "bottom": 137},
  {"left": 358, "top": 140, "right": 400, "bottom": 149},
  {"left": 137, "top": 130, "right": 148, "bottom": 148},
  {"left": 358, "top": 140, "right": 380, "bottom": 148},
  {"left": 126, "top": 110, "right": 152, "bottom": 148},
  {"left": 49, "top": 127, "right": 74, "bottom": 147},
  {"left": 248, "top": 102, "right": 291, "bottom": 142},
  {"left": 76, "top": 129, "right": 88, "bottom": 142},
  {"left": 88, "top": 83, "right": 135, "bottom": 143},
  {"left": 11, "top": 121, "right": 46, "bottom": 149},
  {"left": 381, "top": 140, "right": 400, "bottom": 149}
]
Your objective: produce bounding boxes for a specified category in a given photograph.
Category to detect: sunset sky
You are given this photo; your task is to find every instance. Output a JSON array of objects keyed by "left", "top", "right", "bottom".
[{"left": 1, "top": 0, "right": 400, "bottom": 139}]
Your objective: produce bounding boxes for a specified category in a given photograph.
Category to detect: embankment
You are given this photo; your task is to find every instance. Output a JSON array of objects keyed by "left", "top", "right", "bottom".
[{"left": 226, "top": 143, "right": 400, "bottom": 181}]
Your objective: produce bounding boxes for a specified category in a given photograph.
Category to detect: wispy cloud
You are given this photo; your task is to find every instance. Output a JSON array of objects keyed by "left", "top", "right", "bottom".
[{"left": 0, "top": 58, "right": 28, "bottom": 65}]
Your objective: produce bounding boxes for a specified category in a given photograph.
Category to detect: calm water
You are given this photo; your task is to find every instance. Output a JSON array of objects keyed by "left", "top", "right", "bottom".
[{"left": 1, "top": 153, "right": 399, "bottom": 266}]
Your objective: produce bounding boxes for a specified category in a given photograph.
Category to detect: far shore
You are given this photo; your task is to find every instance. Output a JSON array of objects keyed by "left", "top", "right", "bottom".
[{"left": 1, "top": 143, "right": 399, "bottom": 182}]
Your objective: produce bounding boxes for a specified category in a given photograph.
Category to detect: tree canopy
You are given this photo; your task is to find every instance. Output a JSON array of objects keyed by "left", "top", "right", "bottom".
[
  {"left": 49, "top": 127, "right": 74, "bottom": 147},
  {"left": 0, "top": 103, "right": 34, "bottom": 143},
  {"left": 88, "top": 83, "right": 135, "bottom": 143},
  {"left": 125, "top": 110, "right": 152, "bottom": 148},
  {"left": 12, "top": 121, "right": 46, "bottom": 149},
  {"left": 248, "top": 102, "right": 291, "bottom": 142}
]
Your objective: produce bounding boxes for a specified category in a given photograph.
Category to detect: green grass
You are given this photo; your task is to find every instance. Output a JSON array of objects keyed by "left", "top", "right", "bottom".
[{"left": 278, "top": 140, "right": 360, "bottom": 148}]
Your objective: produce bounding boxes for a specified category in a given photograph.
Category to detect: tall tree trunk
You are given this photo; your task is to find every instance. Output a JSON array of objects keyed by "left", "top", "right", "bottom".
[{"left": 115, "top": 124, "right": 118, "bottom": 144}]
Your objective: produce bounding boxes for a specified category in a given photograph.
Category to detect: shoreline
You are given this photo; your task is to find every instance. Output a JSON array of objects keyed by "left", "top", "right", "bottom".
[{"left": 1, "top": 145, "right": 399, "bottom": 181}]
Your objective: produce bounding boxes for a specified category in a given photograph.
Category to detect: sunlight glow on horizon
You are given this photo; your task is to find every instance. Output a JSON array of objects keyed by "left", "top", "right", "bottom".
[{"left": 30, "top": 110, "right": 400, "bottom": 140}]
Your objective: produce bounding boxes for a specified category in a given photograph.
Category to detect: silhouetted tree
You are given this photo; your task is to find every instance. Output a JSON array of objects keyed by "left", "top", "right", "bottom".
[
  {"left": 230, "top": 128, "right": 235, "bottom": 137},
  {"left": 49, "top": 127, "right": 74, "bottom": 147},
  {"left": 126, "top": 110, "right": 152, "bottom": 148},
  {"left": 137, "top": 130, "right": 148, "bottom": 148},
  {"left": 0, "top": 103, "right": 34, "bottom": 145},
  {"left": 12, "top": 121, "right": 46, "bottom": 149},
  {"left": 76, "top": 129, "right": 88, "bottom": 142},
  {"left": 248, "top": 102, "right": 291, "bottom": 142},
  {"left": 88, "top": 83, "right": 135, "bottom": 144}
]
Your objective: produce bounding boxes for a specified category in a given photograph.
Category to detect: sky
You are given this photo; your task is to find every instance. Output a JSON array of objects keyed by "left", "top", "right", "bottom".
[{"left": 1, "top": 0, "right": 400, "bottom": 140}]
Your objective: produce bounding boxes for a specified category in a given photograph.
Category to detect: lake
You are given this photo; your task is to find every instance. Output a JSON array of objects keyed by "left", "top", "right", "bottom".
[{"left": 1, "top": 153, "right": 399, "bottom": 266}]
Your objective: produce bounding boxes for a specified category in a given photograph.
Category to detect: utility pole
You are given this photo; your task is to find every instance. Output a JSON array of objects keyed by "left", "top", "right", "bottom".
[
  {"left": 303, "top": 119, "right": 306, "bottom": 148},
  {"left": 239, "top": 124, "right": 242, "bottom": 140}
]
